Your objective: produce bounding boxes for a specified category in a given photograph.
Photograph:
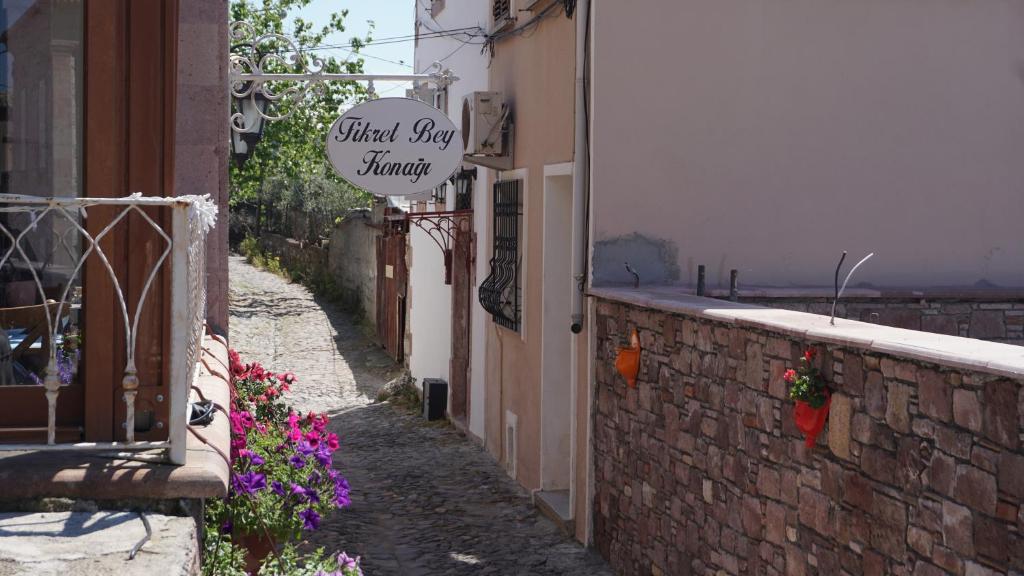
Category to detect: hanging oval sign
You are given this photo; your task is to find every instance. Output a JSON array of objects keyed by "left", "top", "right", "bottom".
[{"left": 326, "top": 97, "right": 462, "bottom": 197}]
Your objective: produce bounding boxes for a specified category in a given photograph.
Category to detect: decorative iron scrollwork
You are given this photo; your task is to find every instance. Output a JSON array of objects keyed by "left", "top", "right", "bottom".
[{"left": 478, "top": 179, "right": 521, "bottom": 331}]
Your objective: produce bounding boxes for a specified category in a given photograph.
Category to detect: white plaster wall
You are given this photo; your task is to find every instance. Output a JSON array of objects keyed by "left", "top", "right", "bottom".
[
  {"left": 592, "top": 0, "right": 1024, "bottom": 290},
  {"left": 412, "top": 0, "right": 491, "bottom": 439},
  {"left": 408, "top": 222, "right": 453, "bottom": 383}
]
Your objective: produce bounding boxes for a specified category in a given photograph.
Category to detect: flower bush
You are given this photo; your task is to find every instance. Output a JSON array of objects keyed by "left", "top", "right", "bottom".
[
  {"left": 201, "top": 349, "right": 362, "bottom": 576},
  {"left": 783, "top": 347, "right": 828, "bottom": 408}
]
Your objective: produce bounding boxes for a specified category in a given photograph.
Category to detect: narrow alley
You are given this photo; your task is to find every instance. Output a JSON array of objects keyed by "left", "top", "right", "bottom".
[{"left": 229, "top": 256, "right": 613, "bottom": 576}]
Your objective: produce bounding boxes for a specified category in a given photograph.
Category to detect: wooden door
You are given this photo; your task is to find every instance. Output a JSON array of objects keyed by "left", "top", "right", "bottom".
[
  {"left": 376, "top": 231, "right": 407, "bottom": 363},
  {"left": 449, "top": 215, "right": 473, "bottom": 425}
]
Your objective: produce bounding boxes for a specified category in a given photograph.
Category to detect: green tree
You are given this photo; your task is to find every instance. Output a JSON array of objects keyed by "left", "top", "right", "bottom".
[{"left": 229, "top": 0, "right": 372, "bottom": 231}]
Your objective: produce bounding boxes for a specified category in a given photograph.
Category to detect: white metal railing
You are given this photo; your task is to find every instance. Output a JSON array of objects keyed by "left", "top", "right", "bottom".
[{"left": 0, "top": 193, "right": 217, "bottom": 464}]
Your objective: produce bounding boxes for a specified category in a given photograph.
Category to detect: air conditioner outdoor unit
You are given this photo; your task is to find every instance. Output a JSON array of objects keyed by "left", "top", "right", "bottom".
[{"left": 461, "top": 91, "right": 505, "bottom": 156}]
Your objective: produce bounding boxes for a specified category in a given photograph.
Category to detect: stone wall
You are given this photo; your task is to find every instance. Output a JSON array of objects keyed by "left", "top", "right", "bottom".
[
  {"left": 176, "top": 0, "right": 229, "bottom": 335},
  {"left": 742, "top": 297, "right": 1024, "bottom": 346},
  {"left": 327, "top": 210, "right": 380, "bottom": 325},
  {"left": 591, "top": 293, "right": 1023, "bottom": 576},
  {"left": 258, "top": 233, "right": 328, "bottom": 278}
]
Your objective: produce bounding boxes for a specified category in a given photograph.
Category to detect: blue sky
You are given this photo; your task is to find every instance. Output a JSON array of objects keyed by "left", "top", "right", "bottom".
[{"left": 295, "top": 0, "right": 418, "bottom": 98}]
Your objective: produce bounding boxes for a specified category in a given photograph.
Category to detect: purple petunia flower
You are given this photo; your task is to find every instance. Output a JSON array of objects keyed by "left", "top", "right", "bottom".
[
  {"left": 315, "top": 445, "right": 332, "bottom": 467},
  {"left": 232, "top": 471, "right": 266, "bottom": 496},
  {"left": 299, "top": 507, "right": 321, "bottom": 531},
  {"left": 337, "top": 552, "right": 359, "bottom": 570},
  {"left": 220, "top": 520, "right": 233, "bottom": 534},
  {"left": 271, "top": 480, "right": 286, "bottom": 496},
  {"left": 290, "top": 454, "right": 306, "bottom": 469},
  {"left": 290, "top": 483, "right": 309, "bottom": 503},
  {"left": 296, "top": 440, "right": 315, "bottom": 457}
]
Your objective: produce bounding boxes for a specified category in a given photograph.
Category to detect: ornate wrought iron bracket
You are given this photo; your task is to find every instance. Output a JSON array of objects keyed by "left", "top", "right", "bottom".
[
  {"left": 229, "top": 21, "right": 458, "bottom": 134},
  {"left": 406, "top": 210, "right": 472, "bottom": 285}
]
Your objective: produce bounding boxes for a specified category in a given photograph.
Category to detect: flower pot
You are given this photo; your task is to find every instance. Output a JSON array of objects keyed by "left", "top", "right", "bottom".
[
  {"left": 236, "top": 531, "right": 277, "bottom": 574},
  {"left": 793, "top": 392, "right": 831, "bottom": 448},
  {"left": 615, "top": 329, "right": 641, "bottom": 388}
]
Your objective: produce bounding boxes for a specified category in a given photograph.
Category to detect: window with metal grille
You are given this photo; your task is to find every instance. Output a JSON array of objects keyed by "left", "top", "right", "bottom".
[
  {"left": 479, "top": 179, "right": 521, "bottom": 332},
  {"left": 493, "top": 0, "right": 512, "bottom": 26}
]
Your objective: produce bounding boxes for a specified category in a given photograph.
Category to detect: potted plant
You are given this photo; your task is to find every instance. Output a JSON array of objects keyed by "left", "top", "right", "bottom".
[
  {"left": 210, "top": 353, "right": 351, "bottom": 573},
  {"left": 784, "top": 347, "right": 831, "bottom": 447}
]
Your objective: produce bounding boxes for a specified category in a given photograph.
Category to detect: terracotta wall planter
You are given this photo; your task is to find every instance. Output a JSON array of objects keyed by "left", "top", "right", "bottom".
[
  {"left": 793, "top": 392, "right": 831, "bottom": 448},
  {"left": 615, "top": 329, "right": 641, "bottom": 388}
]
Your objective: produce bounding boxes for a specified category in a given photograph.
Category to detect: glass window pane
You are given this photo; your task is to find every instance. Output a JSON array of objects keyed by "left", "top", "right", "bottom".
[{"left": 0, "top": 0, "right": 83, "bottom": 387}]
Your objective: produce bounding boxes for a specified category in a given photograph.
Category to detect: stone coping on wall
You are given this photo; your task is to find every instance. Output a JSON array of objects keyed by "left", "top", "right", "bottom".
[
  {"left": 593, "top": 283, "right": 1024, "bottom": 301},
  {"left": 0, "top": 334, "right": 230, "bottom": 501},
  {"left": 589, "top": 286, "right": 1024, "bottom": 380}
]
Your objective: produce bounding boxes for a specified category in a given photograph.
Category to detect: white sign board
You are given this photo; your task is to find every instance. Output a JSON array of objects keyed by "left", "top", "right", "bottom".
[{"left": 326, "top": 98, "right": 462, "bottom": 197}]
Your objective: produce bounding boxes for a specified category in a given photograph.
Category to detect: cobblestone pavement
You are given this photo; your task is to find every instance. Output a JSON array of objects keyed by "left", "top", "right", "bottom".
[{"left": 229, "top": 256, "right": 613, "bottom": 576}]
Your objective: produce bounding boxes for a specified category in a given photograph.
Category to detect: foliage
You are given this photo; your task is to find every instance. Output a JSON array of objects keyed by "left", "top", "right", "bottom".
[
  {"left": 260, "top": 545, "right": 363, "bottom": 576},
  {"left": 784, "top": 348, "right": 828, "bottom": 408},
  {"left": 240, "top": 236, "right": 287, "bottom": 277},
  {"left": 200, "top": 349, "right": 359, "bottom": 575},
  {"left": 201, "top": 530, "right": 249, "bottom": 576},
  {"left": 260, "top": 173, "right": 369, "bottom": 243},
  {"left": 230, "top": 0, "right": 373, "bottom": 235}
]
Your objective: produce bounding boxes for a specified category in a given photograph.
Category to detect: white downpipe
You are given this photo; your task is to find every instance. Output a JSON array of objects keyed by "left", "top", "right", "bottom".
[{"left": 570, "top": 0, "right": 590, "bottom": 334}]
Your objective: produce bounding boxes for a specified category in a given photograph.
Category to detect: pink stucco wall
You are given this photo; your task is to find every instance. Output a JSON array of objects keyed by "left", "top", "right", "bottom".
[
  {"left": 176, "top": 0, "right": 230, "bottom": 334},
  {"left": 591, "top": 0, "right": 1024, "bottom": 291}
]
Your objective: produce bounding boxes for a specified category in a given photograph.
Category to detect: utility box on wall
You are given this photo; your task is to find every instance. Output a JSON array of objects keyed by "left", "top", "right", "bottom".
[{"left": 422, "top": 378, "right": 448, "bottom": 421}]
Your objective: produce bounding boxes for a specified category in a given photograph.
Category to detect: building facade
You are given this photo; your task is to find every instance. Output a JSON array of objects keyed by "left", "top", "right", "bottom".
[
  {"left": 409, "top": 0, "right": 490, "bottom": 437},
  {"left": 585, "top": 1, "right": 1024, "bottom": 574},
  {"left": 0, "top": 0, "right": 229, "bottom": 495}
]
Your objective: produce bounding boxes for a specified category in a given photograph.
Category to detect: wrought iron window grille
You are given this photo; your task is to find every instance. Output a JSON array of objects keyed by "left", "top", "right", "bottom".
[{"left": 479, "top": 179, "right": 521, "bottom": 331}]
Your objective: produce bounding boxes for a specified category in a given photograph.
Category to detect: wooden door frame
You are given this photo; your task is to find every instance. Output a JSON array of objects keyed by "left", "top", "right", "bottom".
[{"left": 82, "top": 0, "right": 178, "bottom": 442}]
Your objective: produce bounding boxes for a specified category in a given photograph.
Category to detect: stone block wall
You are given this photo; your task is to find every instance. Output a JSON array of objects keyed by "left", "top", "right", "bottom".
[
  {"left": 592, "top": 297, "right": 1023, "bottom": 576},
  {"left": 258, "top": 233, "right": 329, "bottom": 277},
  {"left": 742, "top": 298, "right": 1024, "bottom": 346}
]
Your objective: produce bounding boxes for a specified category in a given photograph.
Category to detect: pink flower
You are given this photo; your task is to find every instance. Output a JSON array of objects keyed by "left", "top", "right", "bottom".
[
  {"left": 326, "top": 433, "right": 340, "bottom": 451},
  {"left": 783, "top": 369, "right": 797, "bottom": 384},
  {"left": 305, "top": 430, "right": 321, "bottom": 448}
]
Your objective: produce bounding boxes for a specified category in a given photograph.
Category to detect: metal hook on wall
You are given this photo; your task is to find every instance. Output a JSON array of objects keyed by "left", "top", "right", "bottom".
[
  {"left": 831, "top": 251, "right": 875, "bottom": 326},
  {"left": 624, "top": 262, "right": 640, "bottom": 288}
]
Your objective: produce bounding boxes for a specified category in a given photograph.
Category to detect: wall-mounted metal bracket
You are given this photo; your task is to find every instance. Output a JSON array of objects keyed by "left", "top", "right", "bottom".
[
  {"left": 406, "top": 210, "right": 473, "bottom": 285},
  {"left": 229, "top": 21, "right": 459, "bottom": 134},
  {"left": 463, "top": 120, "right": 515, "bottom": 171}
]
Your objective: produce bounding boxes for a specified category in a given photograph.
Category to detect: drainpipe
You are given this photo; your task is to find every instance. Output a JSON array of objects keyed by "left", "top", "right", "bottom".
[{"left": 570, "top": 0, "right": 590, "bottom": 335}]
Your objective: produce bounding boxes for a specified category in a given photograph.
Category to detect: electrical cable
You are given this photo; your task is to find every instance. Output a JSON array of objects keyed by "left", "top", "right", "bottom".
[
  {"left": 484, "top": 0, "right": 565, "bottom": 55},
  {"left": 296, "top": 27, "right": 487, "bottom": 53},
  {"left": 128, "top": 512, "right": 152, "bottom": 560}
]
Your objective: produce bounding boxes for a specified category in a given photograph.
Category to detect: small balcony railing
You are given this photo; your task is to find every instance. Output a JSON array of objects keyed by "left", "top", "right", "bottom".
[{"left": 0, "top": 194, "right": 216, "bottom": 464}]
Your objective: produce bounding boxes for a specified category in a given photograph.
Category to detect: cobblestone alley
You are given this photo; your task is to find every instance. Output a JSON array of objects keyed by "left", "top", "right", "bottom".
[{"left": 229, "top": 256, "right": 613, "bottom": 576}]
